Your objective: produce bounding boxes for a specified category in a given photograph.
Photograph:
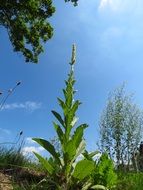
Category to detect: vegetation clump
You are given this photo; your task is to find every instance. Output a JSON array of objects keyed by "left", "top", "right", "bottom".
[{"left": 32, "top": 45, "right": 117, "bottom": 190}]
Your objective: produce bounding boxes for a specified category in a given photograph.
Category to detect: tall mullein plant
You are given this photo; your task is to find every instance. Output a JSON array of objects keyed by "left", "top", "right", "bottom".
[{"left": 32, "top": 45, "right": 95, "bottom": 189}]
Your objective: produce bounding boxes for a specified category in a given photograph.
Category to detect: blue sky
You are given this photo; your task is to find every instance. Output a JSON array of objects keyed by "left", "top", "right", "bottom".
[{"left": 1, "top": 0, "right": 143, "bottom": 155}]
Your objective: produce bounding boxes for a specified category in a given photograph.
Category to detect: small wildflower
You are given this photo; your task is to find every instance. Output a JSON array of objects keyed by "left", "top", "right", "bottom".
[
  {"left": 19, "top": 131, "right": 23, "bottom": 136},
  {"left": 16, "top": 81, "right": 21, "bottom": 86}
]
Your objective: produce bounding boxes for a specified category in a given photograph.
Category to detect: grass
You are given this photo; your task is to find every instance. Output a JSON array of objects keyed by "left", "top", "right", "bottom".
[
  {"left": 0, "top": 144, "right": 47, "bottom": 189},
  {"left": 116, "top": 172, "right": 143, "bottom": 190},
  {"left": 0, "top": 146, "right": 29, "bottom": 169}
]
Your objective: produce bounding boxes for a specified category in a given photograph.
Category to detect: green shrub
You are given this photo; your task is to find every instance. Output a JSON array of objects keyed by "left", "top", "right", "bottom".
[{"left": 92, "top": 153, "right": 117, "bottom": 189}]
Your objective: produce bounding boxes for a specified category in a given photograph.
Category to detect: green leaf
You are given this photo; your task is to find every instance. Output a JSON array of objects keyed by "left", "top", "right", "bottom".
[
  {"left": 33, "top": 152, "right": 54, "bottom": 175},
  {"left": 53, "top": 122, "right": 64, "bottom": 144},
  {"left": 82, "top": 150, "right": 100, "bottom": 160},
  {"left": 72, "top": 124, "right": 88, "bottom": 148},
  {"left": 52, "top": 110, "right": 65, "bottom": 127},
  {"left": 71, "top": 116, "right": 78, "bottom": 127},
  {"left": 63, "top": 89, "right": 67, "bottom": 99},
  {"left": 65, "top": 100, "right": 80, "bottom": 126},
  {"left": 64, "top": 73, "right": 74, "bottom": 109},
  {"left": 65, "top": 86, "right": 73, "bottom": 108},
  {"left": 64, "top": 100, "right": 81, "bottom": 133},
  {"left": 64, "top": 140, "right": 76, "bottom": 161},
  {"left": 71, "top": 100, "right": 81, "bottom": 115},
  {"left": 64, "top": 136, "right": 86, "bottom": 168},
  {"left": 73, "top": 139, "right": 86, "bottom": 161},
  {"left": 57, "top": 98, "right": 65, "bottom": 111},
  {"left": 89, "top": 151, "right": 100, "bottom": 158},
  {"left": 73, "top": 159, "right": 95, "bottom": 180},
  {"left": 32, "top": 138, "right": 61, "bottom": 165}
]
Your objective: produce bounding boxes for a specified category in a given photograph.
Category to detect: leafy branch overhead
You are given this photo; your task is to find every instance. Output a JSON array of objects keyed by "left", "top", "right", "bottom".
[{"left": 0, "top": 0, "right": 78, "bottom": 63}]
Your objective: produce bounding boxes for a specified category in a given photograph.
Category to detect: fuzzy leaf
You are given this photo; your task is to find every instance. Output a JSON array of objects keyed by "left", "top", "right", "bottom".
[
  {"left": 71, "top": 116, "right": 78, "bottom": 127},
  {"left": 72, "top": 124, "right": 88, "bottom": 148},
  {"left": 90, "top": 185, "right": 108, "bottom": 190},
  {"left": 73, "top": 139, "right": 86, "bottom": 161},
  {"left": 73, "top": 159, "right": 95, "bottom": 180},
  {"left": 65, "top": 140, "right": 76, "bottom": 161},
  {"left": 53, "top": 122, "right": 64, "bottom": 144},
  {"left": 71, "top": 100, "right": 81, "bottom": 115},
  {"left": 58, "top": 98, "right": 65, "bottom": 111},
  {"left": 89, "top": 151, "right": 100, "bottom": 158},
  {"left": 66, "top": 101, "right": 80, "bottom": 126},
  {"left": 52, "top": 110, "right": 64, "bottom": 127},
  {"left": 32, "top": 138, "right": 61, "bottom": 165},
  {"left": 82, "top": 182, "right": 92, "bottom": 190},
  {"left": 63, "top": 89, "right": 67, "bottom": 99},
  {"left": 82, "top": 150, "right": 100, "bottom": 160},
  {"left": 33, "top": 152, "right": 54, "bottom": 175},
  {"left": 65, "top": 87, "right": 73, "bottom": 109}
]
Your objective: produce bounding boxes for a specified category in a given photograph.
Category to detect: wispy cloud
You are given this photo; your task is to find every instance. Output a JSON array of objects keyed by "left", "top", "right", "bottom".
[
  {"left": 99, "top": 0, "right": 109, "bottom": 10},
  {"left": 98, "top": 0, "right": 128, "bottom": 12},
  {"left": 25, "top": 137, "right": 35, "bottom": 145},
  {"left": 1, "top": 101, "right": 42, "bottom": 112},
  {"left": 100, "top": 27, "right": 124, "bottom": 48},
  {"left": 22, "top": 146, "right": 44, "bottom": 156}
]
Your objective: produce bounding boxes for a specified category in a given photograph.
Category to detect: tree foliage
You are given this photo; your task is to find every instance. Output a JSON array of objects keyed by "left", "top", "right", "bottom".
[
  {"left": 92, "top": 153, "right": 117, "bottom": 189},
  {"left": 65, "top": 0, "right": 79, "bottom": 6},
  {"left": 0, "top": 0, "right": 78, "bottom": 63},
  {"left": 0, "top": 0, "right": 55, "bottom": 63},
  {"left": 99, "top": 85, "right": 143, "bottom": 170}
]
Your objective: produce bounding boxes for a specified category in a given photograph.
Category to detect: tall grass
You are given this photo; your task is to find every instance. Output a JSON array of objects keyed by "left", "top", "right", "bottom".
[
  {"left": 0, "top": 146, "right": 29, "bottom": 169},
  {"left": 0, "top": 144, "right": 46, "bottom": 189}
]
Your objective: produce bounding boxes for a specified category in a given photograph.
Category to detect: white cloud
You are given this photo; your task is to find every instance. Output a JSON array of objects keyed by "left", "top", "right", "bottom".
[
  {"left": 22, "top": 146, "right": 44, "bottom": 156},
  {"left": 98, "top": 0, "right": 128, "bottom": 12},
  {"left": 1, "top": 101, "right": 42, "bottom": 112},
  {"left": 99, "top": 0, "right": 109, "bottom": 9},
  {"left": 99, "top": 26, "right": 125, "bottom": 51},
  {"left": 25, "top": 137, "right": 36, "bottom": 145}
]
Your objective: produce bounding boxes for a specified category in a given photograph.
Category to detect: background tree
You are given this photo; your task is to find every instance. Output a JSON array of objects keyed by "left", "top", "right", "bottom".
[
  {"left": 99, "top": 84, "right": 143, "bottom": 170},
  {"left": 0, "top": 0, "right": 78, "bottom": 63},
  {"left": 65, "top": 0, "right": 79, "bottom": 6}
]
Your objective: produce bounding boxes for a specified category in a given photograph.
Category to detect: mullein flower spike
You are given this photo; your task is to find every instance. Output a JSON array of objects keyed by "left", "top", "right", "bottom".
[{"left": 70, "top": 44, "right": 76, "bottom": 66}]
